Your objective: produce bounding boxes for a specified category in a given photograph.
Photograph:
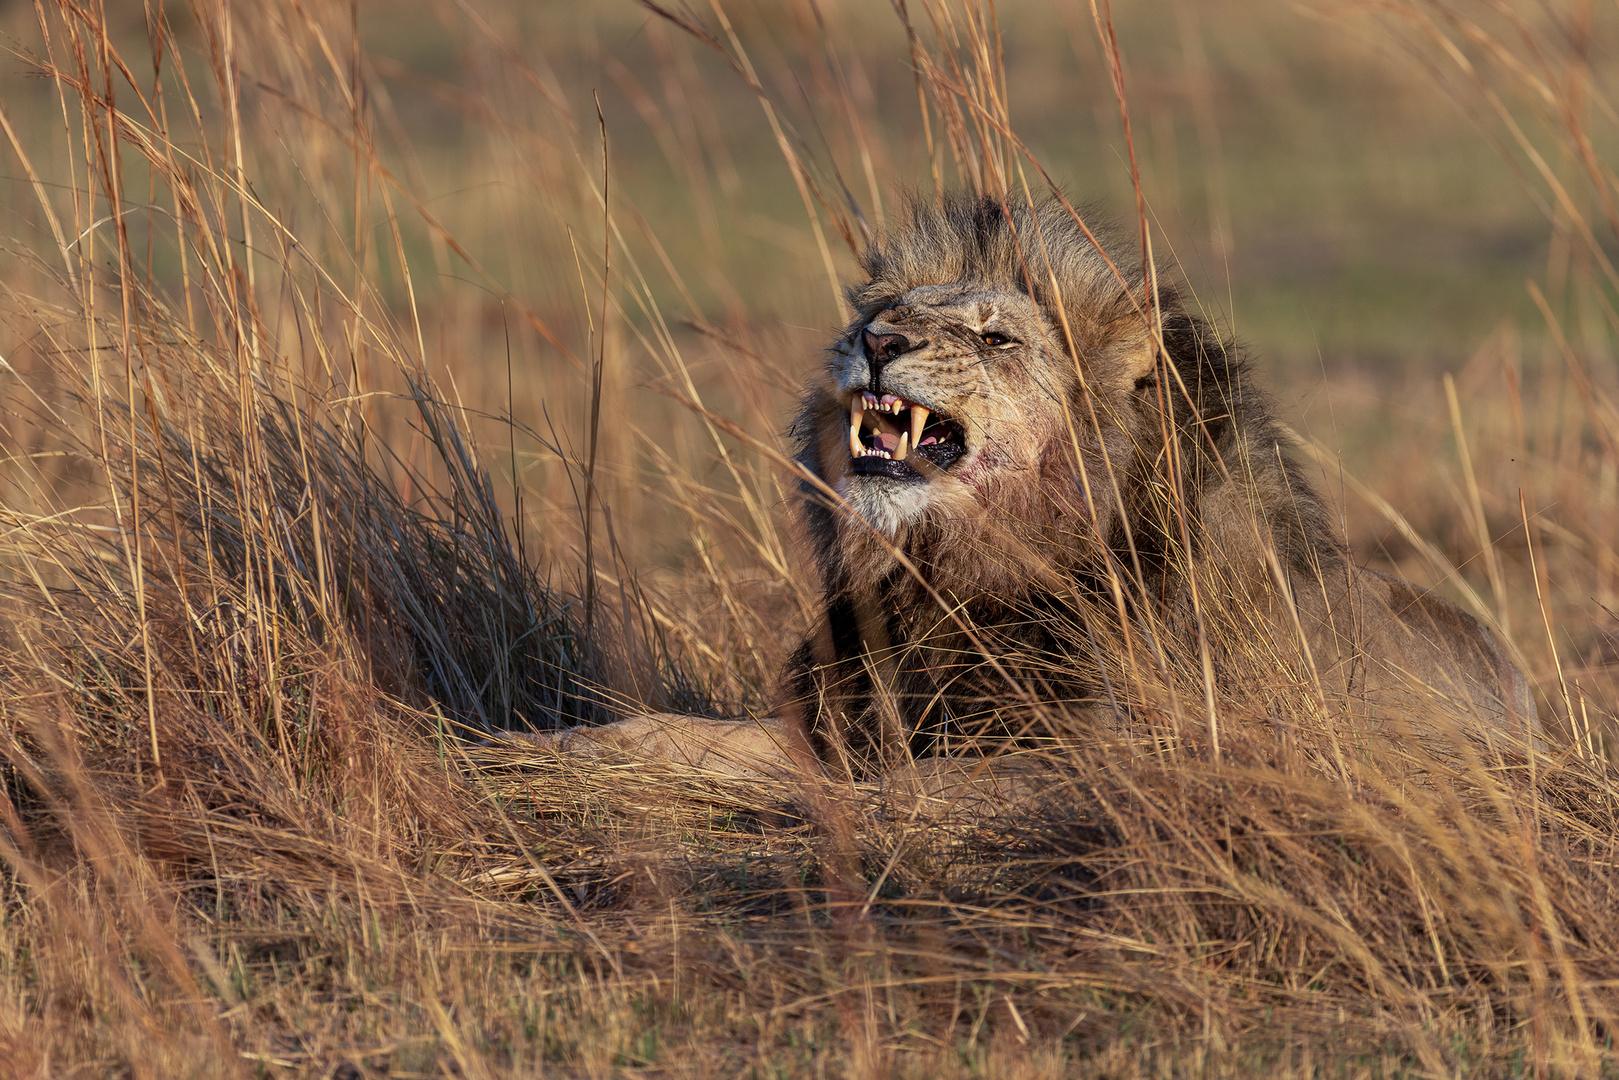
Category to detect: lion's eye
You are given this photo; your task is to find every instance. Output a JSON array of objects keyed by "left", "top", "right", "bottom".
[{"left": 981, "top": 331, "right": 1012, "bottom": 347}]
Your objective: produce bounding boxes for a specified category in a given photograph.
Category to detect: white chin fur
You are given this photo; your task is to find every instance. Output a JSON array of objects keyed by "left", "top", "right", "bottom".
[{"left": 837, "top": 474, "right": 934, "bottom": 536}]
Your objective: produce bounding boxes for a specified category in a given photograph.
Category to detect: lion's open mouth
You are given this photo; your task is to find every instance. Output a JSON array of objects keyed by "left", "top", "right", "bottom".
[{"left": 846, "top": 393, "right": 966, "bottom": 478}]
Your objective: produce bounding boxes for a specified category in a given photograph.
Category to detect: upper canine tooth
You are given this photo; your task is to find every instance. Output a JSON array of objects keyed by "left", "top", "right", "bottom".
[
  {"left": 894, "top": 431, "right": 910, "bottom": 461},
  {"left": 910, "top": 405, "right": 930, "bottom": 448}
]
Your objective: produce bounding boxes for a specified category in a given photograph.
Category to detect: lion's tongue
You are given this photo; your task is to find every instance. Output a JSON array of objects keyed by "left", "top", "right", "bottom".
[{"left": 863, "top": 411, "right": 903, "bottom": 454}]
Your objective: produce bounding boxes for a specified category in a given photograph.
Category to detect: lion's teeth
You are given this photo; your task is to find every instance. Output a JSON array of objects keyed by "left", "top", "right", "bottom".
[
  {"left": 849, "top": 422, "right": 862, "bottom": 459},
  {"left": 910, "top": 405, "right": 929, "bottom": 448},
  {"left": 894, "top": 431, "right": 910, "bottom": 461}
]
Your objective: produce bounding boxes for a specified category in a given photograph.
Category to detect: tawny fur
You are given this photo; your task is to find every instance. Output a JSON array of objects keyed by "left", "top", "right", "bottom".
[{"left": 524, "top": 192, "right": 1537, "bottom": 780}]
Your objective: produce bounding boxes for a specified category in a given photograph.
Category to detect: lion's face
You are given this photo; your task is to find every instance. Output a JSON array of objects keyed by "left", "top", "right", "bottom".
[
  {"left": 792, "top": 196, "right": 1173, "bottom": 601},
  {"left": 812, "top": 282, "right": 1079, "bottom": 537}
]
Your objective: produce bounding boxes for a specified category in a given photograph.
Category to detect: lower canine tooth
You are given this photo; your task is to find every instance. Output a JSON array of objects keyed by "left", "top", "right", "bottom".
[
  {"left": 894, "top": 431, "right": 910, "bottom": 461},
  {"left": 849, "top": 423, "right": 862, "bottom": 459}
]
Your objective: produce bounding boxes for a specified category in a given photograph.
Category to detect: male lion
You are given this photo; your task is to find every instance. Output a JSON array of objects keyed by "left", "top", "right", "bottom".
[{"left": 528, "top": 193, "right": 1537, "bottom": 782}]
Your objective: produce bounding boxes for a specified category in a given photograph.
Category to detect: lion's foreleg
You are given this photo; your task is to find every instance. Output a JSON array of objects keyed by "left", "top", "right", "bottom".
[{"left": 503, "top": 713, "right": 813, "bottom": 780}]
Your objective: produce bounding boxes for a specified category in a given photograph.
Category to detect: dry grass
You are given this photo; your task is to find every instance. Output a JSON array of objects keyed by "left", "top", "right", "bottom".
[{"left": 3, "top": 0, "right": 1619, "bottom": 1076}]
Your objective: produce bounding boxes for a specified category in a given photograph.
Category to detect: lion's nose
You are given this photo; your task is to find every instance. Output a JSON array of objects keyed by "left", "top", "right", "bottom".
[{"left": 863, "top": 328, "right": 913, "bottom": 364}]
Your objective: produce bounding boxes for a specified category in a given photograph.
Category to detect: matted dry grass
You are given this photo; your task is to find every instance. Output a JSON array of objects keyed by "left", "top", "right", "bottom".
[{"left": 3, "top": 0, "right": 1619, "bottom": 1076}]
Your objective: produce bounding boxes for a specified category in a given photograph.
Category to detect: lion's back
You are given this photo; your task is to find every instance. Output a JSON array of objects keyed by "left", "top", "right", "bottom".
[{"left": 1292, "top": 562, "right": 1538, "bottom": 743}]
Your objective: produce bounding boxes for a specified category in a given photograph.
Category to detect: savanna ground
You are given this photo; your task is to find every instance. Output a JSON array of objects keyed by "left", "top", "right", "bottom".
[{"left": 2, "top": 0, "right": 1619, "bottom": 1076}]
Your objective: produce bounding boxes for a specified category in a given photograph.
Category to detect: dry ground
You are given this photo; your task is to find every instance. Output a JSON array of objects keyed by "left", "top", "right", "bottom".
[{"left": 3, "top": 0, "right": 1619, "bottom": 1076}]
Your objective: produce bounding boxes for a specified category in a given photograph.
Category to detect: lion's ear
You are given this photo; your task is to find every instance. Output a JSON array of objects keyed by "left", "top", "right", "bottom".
[
  {"left": 1090, "top": 331, "right": 1157, "bottom": 395},
  {"left": 1070, "top": 302, "right": 1160, "bottom": 392},
  {"left": 1121, "top": 340, "right": 1157, "bottom": 387}
]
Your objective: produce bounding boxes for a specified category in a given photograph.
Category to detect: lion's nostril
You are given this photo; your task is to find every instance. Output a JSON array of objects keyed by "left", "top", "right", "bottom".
[{"left": 862, "top": 329, "right": 911, "bottom": 363}]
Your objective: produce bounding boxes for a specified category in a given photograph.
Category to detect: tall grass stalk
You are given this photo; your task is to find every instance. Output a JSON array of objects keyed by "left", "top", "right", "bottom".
[{"left": 0, "top": 0, "right": 1617, "bottom": 1076}]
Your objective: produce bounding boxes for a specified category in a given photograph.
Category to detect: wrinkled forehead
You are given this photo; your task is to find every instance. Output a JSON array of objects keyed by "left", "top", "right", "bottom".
[{"left": 876, "top": 281, "right": 1041, "bottom": 320}]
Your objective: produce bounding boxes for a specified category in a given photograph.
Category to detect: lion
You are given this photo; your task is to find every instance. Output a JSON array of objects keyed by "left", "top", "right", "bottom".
[{"left": 520, "top": 192, "right": 1537, "bottom": 784}]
